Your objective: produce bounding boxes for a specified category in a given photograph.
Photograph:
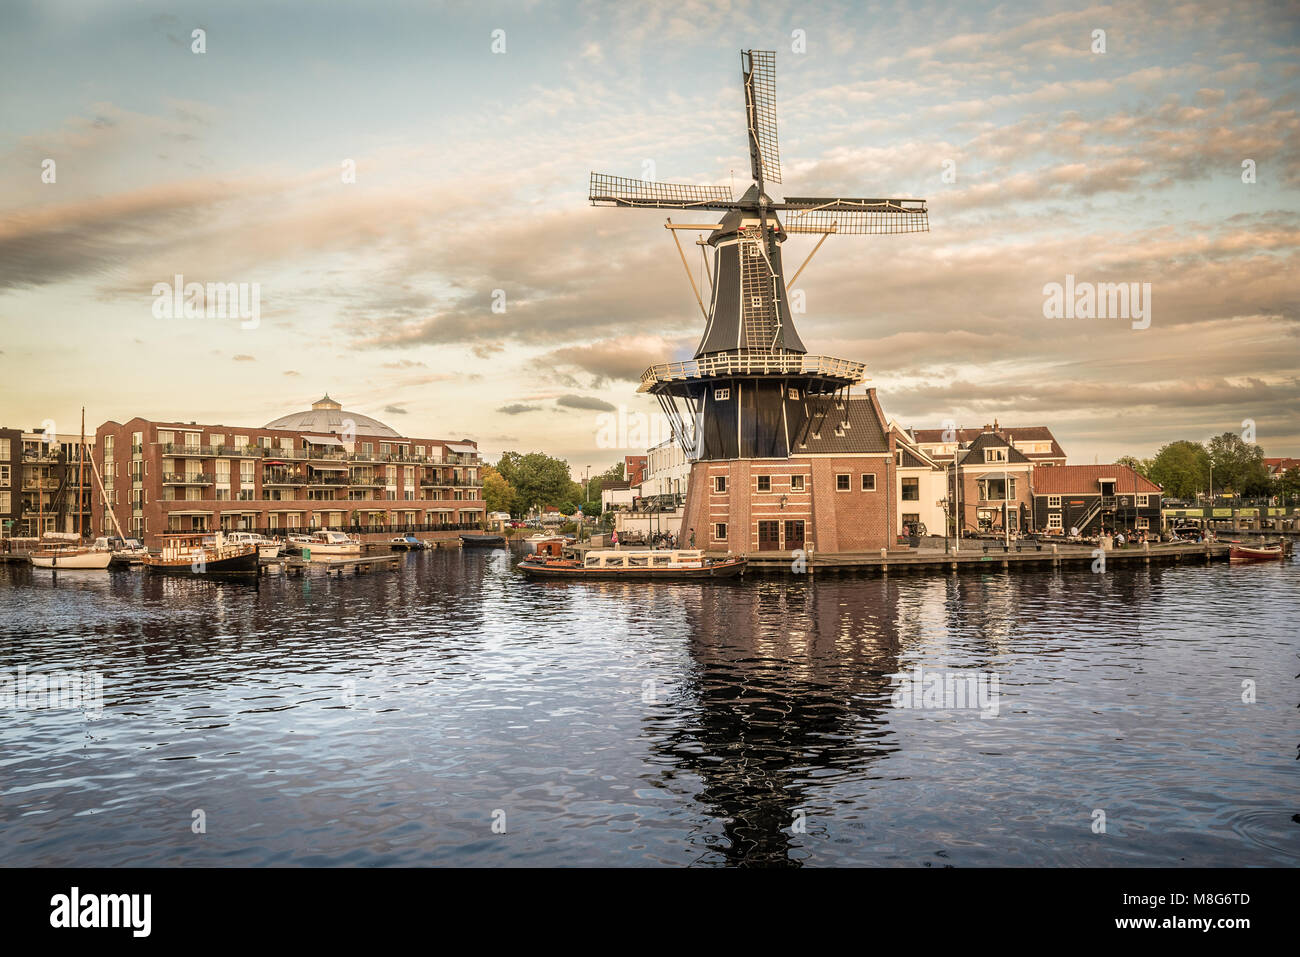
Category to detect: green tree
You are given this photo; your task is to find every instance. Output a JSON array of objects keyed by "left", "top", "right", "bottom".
[
  {"left": 1147, "top": 440, "right": 1209, "bottom": 500},
  {"left": 1116, "top": 455, "right": 1153, "bottom": 477},
  {"left": 495, "top": 452, "right": 582, "bottom": 515},
  {"left": 1206, "top": 432, "right": 1269, "bottom": 496},
  {"left": 482, "top": 465, "right": 516, "bottom": 515}
]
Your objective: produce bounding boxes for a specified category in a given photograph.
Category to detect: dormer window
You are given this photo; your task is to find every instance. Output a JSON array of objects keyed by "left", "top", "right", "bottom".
[{"left": 984, "top": 448, "right": 1007, "bottom": 463}]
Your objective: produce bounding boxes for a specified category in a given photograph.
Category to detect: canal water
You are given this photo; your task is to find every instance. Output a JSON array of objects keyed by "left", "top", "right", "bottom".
[{"left": 1, "top": 549, "right": 1296, "bottom": 867}]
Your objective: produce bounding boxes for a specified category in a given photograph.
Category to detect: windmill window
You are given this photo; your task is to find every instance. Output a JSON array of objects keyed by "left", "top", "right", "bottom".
[
  {"left": 715, "top": 523, "right": 727, "bottom": 541},
  {"left": 788, "top": 388, "right": 799, "bottom": 400},
  {"left": 757, "top": 475, "right": 771, "bottom": 492},
  {"left": 751, "top": 296, "right": 763, "bottom": 308},
  {"left": 714, "top": 388, "right": 730, "bottom": 401},
  {"left": 746, "top": 244, "right": 760, "bottom": 257},
  {"left": 714, "top": 476, "right": 727, "bottom": 493}
]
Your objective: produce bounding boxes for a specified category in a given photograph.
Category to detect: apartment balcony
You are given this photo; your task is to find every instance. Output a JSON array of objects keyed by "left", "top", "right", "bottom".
[
  {"left": 22, "top": 478, "right": 60, "bottom": 490},
  {"left": 262, "top": 472, "right": 305, "bottom": 486},
  {"left": 306, "top": 476, "right": 349, "bottom": 486},
  {"left": 162, "top": 473, "right": 215, "bottom": 485},
  {"left": 349, "top": 476, "right": 384, "bottom": 486}
]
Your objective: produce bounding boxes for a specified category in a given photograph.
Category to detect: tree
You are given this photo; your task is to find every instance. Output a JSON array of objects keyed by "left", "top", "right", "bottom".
[
  {"left": 1116, "top": 455, "right": 1152, "bottom": 477},
  {"left": 1147, "top": 440, "right": 1209, "bottom": 500},
  {"left": 495, "top": 452, "right": 583, "bottom": 515},
  {"left": 482, "top": 465, "right": 516, "bottom": 515},
  {"left": 1206, "top": 432, "right": 1269, "bottom": 496}
]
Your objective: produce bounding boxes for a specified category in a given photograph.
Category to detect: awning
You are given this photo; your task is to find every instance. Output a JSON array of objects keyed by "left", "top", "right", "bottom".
[
  {"left": 309, "top": 464, "right": 348, "bottom": 472},
  {"left": 446, "top": 443, "right": 477, "bottom": 454},
  {"left": 264, "top": 459, "right": 287, "bottom": 466},
  {"left": 166, "top": 510, "right": 213, "bottom": 516},
  {"left": 975, "top": 472, "right": 1013, "bottom": 480},
  {"left": 304, "top": 435, "right": 344, "bottom": 447}
]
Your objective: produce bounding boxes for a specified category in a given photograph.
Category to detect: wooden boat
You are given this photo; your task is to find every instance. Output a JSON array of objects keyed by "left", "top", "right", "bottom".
[
  {"left": 143, "top": 532, "right": 258, "bottom": 576},
  {"left": 302, "top": 530, "right": 362, "bottom": 556},
  {"left": 30, "top": 537, "right": 112, "bottom": 569},
  {"left": 519, "top": 548, "right": 746, "bottom": 580},
  {"left": 1229, "top": 542, "right": 1284, "bottom": 563},
  {"left": 389, "top": 535, "right": 426, "bottom": 551},
  {"left": 460, "top": 533, "right": 506, "bottom": 547}
]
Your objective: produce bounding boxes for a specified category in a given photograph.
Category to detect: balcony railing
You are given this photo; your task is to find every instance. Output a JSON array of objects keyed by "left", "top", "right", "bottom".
[
  {"left": 639, "top": 352, "right": 867, "bottom": 391},
  {"left": 162, "top": 473, "right": 215, "bottom": 484}
]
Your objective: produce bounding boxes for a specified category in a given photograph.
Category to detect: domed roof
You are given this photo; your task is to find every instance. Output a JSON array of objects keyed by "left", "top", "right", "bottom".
[{"left": 264, "top": 394, "right": 402, "bottom": 439}]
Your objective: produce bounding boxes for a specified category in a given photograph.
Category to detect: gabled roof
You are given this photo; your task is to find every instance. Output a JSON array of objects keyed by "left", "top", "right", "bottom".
[
  {"left": 793, "top": 391, "right": 889, "bottom": 454},
  {"left": 910, "top": 425, "right": 1065, "bottom": 460},
  {"left": 1031, "top": 465, "right": 1161, "bottom": 495},
  {"left": 960, "top": 431, "right": 1033, "bottom": 464}
]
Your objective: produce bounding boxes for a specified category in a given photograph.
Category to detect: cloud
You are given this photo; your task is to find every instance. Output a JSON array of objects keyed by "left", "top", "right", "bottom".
[
  {"left": 556, "top": 394, "right": 617, "bottom": 412},
  {"left": 232, "top": 354, "right": 254, "bottom": 362},
  {"left": 383, "top": 405, "right": 407, "bottom": 414},
  {"left": 496, "top": 403, "right": 540, "bottom": 415}
]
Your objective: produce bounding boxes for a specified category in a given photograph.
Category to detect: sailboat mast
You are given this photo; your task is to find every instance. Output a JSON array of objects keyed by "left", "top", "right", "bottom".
[{"left": 79, "top": 408, "right": 85, "bottom": 538}]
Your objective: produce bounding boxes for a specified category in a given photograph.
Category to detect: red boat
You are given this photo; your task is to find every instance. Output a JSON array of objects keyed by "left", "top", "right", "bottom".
[{"left": 1229, "top": 542, "right": 1284, "bottom": 563}]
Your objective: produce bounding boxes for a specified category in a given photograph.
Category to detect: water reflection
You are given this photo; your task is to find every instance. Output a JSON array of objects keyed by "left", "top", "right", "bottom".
[{"left": 1, "top": 551, "right": 1295, "bottom": 867}]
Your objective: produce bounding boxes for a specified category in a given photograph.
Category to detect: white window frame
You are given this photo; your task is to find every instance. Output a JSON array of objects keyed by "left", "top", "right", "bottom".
[
  {"left": 861, "top": 473, "right": 875, "bottom": 492},
  {"left": 1136, "top": 494, "right": 1149, "bottom": 507},
  {"left": 790, "top": 474, "right": 805, "bottom": 491},
  {"left": 836, "top": 473, "right": 851, "bottom": 491},
  {"left": 1047, "top": 512, "right": 1062, "bottom": 529},
  {"left": 1047, "top": 495, "right": 1061, "bottom": 508},
  {"left": 714, "top": 522, "right": 727, "bottom": 541},
  {"left": 714, "top": 476, "right": 727, "bottom": 493},
  {"left": 714, "top": 388, "right": 730, "bottom": 401}
]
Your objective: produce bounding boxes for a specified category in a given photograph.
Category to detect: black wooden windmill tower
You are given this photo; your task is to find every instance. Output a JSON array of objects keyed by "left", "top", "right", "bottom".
[{"left": 589, "top": 49, "right": 929, "bottom": 461}]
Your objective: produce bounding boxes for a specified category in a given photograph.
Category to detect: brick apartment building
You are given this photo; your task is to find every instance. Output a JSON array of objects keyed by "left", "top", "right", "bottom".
[
  {"left": 92, "top": 395, "right": 485, "bottom": 545},
  {"left": 0, "top": 427, "right": 94, "bottom": 539}
]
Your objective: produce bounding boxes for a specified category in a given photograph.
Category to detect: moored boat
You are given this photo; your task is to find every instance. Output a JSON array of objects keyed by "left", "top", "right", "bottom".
[
  {"left": 302, "top": 530, "right": 362, "bottom": 557},
  {"left": 30, "top": 537, "right": 113, "bottom": 569},
  {"left": 461, "top": 533, "right": 506, "bottom": 547},
  {"left": 227, "top": 531, "right": 284, "bottom": 560},
  {"left": 519, "top": 548, "right": 746, "bottom": 580},
  {"left": 389, "top": 535, "right": 426, "bottom": 551},
  {"left": 1229, "top": 542, "right": 1284, "bottom": 563},
  {"left": 93, "top": 536, "right": 149, "bottom": 565},
  {"left": 143, "top": 531, "right": 259, "bottom": 576}
]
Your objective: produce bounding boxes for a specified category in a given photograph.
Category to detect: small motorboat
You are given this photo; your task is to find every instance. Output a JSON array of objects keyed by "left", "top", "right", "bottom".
[
  {"left": 143, "top": 532, "right": 259, "bottom": 576},
  {"left": 1229, "top": 542, "right": 1285, "bottom": 563},
  {"left": 389, "top": 535, "right": 426, "bottom": 551},
  {"left": 302, "top": 530, "right": 363, "bottom": 557},
  {"left": 92, "top": 536, "right": 149, "bottom": 565},
  {"left": 227, "top": 531, "right": 284, "bottom": 560},
  {"left": 519, "top": 548, "right": 746, "bottom": 580},
  {"left": 460, "top": 533, "right": 506, "bottom": 547}
]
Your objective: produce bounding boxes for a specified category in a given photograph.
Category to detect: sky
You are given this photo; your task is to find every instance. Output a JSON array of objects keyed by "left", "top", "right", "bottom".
[{"left": 1, "top": 0, "right": 1297, "bottom": 473}]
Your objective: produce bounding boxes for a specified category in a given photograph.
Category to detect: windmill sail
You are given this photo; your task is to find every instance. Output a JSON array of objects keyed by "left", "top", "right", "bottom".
[
  {"left": 780, "top": 197, "right": 930, "bottom": 234},
  {"left": 589, "top": 173, "right": 733, "bottom": 209},
  {"left": 742, "top": 50, "right": 781, "bottom": 185}
]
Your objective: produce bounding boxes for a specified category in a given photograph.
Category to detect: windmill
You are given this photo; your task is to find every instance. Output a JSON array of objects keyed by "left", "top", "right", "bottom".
[{"left": 589, "top": 50, "right": 928, "bottom": 461}]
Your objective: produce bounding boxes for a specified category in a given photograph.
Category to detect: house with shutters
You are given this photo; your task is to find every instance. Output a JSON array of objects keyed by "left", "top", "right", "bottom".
[{"left": 1030, "top": 464, "right": 1162, "bottom": 536}]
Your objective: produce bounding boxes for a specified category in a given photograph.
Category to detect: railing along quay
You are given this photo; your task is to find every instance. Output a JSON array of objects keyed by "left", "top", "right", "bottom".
[{"left": 734, "top": 541, "right": 1233, "bottom": 575}]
